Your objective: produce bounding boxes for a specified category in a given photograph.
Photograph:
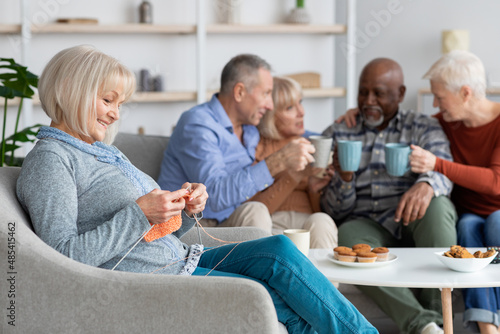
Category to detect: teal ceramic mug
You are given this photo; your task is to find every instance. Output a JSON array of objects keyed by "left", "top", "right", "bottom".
[
  {"left": 337, "top": 140, "right": 362, "bottom": 172},
  {"left": 384, "top": 143, "right": 411, "bottom": 176}
]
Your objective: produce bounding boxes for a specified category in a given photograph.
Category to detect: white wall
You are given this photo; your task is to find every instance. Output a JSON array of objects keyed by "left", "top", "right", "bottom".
[{"left": 335, "top": 0, "right": 500, "bottom": 116}]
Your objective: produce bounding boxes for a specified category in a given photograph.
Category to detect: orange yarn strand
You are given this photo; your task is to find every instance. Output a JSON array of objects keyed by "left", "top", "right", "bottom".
[
  {"left": 192, "top": 215, "right": 240, "bottom": 244},
  {"left": 148, "top": 215, "right": 243, "bottom": 275}
]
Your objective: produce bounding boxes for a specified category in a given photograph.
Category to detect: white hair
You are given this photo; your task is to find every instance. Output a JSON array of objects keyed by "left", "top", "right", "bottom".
[{"left": 423, "top": 50, "right": 486, "bottom": 99}]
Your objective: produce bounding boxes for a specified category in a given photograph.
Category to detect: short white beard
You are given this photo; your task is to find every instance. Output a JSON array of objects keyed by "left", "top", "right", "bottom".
[{"left": 361, "top": 107, "right": 384, "bottom": 128}]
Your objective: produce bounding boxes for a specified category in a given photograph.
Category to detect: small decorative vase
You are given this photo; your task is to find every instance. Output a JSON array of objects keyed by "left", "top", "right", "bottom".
[
  {"left": 217, "top": 0, "right": 241, "bottom": 24},
  {"left": 286, "top": 7, "right": 311, "bottom": 24},
  {"left": 139, "top": 1, "right": 153, "bottom": 24}
]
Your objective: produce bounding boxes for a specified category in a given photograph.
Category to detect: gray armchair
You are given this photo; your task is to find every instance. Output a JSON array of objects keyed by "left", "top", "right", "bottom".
[{"left": 0, "top": 132, "right": 289, "bottom": 333}]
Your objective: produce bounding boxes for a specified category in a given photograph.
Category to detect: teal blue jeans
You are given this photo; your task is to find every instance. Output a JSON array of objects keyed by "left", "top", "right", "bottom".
[
  {"left": 337, "top": 195, "right": 457, "bottom": 334},
  {"left": 193, "top": 235, "right": 378, "bottom": 334}
]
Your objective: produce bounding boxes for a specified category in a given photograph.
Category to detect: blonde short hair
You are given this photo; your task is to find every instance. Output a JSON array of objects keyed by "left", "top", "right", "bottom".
[
  {"left": 258, "top": 76, "right": 302, "bottom": 140},
  {"left": 423, "top": 50, "right": 486, "bottom": 99},
  {"left": 38, "top": 45, "right": 136, "bottom": 143}
]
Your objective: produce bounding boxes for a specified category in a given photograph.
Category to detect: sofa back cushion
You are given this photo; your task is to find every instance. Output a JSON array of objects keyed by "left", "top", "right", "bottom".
[{"left": 113, "top": 133, "right": 169, "bottom": 180}]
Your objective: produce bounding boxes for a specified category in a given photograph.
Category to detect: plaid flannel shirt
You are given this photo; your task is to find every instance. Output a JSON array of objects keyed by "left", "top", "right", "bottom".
[{"left": 321, "top": 109, "right": 453, "bottom": 239}]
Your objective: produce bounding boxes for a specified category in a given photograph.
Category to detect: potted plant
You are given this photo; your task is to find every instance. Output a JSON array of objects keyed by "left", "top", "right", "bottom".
[
  {"left": 286, "top": 0, "right": 311, "bottom": 24},
  {"left": 0, "top": 58, "right": 42, "bottom": 167}
]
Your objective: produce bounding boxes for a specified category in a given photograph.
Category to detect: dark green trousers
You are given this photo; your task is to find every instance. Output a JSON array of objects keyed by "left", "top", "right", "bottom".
[{"left": 338, "top": 196, "right": 457, "bottom": 334}]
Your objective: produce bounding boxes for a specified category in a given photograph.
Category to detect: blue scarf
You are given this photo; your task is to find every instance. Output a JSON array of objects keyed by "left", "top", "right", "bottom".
[{"left": 37, "top": 126, "right": 154, "bottom": 196}]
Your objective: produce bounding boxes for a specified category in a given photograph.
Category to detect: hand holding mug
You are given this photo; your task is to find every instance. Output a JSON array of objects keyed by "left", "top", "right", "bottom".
[
  {"left": 267, "top": 138, "right": 315, "bottom": 175},
  {"left": 409, "top": 144, "right": 436, "bottom": 174},
  {"left": 333, "top": 145, "right": 354, "bottom": 182}
]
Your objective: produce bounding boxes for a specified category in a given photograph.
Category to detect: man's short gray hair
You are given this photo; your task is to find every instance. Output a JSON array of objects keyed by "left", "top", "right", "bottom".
[
  {"left": 220, "top": 54, "right": 272, "bottom": 95},
  {"left": 423, "top": 50, "right": 486, "bottom": 99}
]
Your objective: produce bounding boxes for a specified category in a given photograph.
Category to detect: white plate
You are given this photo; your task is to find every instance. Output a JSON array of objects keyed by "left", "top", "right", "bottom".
[
  {"left": 434, "top": 251, "right": 497, "bottom": 272},
  {"left": 328, "top": 253, "right": 398, "bottom": 268}
]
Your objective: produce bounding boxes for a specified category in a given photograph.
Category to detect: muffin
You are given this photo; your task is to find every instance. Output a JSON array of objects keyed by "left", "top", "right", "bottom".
[
  {"left": 334, "top": 246, "right": 352, "bottom": 260},
  {"left": 337, "top": 250, "right": 357, "bottom": 262},
  {"left": 372, "top": 247, "right": 390, "bottom": 261},
  {"left": 352, "top": 243, "right": 371, "bottom": 253},
  {"left": 357, "top": 252, "right": 378, "bottom": 263}
]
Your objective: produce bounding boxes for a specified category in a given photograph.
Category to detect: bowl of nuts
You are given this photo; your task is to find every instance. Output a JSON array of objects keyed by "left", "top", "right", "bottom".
[{"left": 435, "top": 245, "right": 497, "bottom": 273}]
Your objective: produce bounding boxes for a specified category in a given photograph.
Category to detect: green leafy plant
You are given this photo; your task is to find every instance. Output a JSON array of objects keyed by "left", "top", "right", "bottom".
[
  {"left": 0, "top": 58, "right": 42, "bottom": 166},
  {"left": 296, "top": 0, "right": 305, "bottom": 8}
]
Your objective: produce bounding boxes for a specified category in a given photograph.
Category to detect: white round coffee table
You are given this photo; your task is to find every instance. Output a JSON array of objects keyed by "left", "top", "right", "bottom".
[{"left": 308, "top": 247, "right": 500, "bottom": 334}]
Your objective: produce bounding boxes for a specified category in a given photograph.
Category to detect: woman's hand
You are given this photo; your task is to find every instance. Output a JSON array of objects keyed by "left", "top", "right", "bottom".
[
  {"left": 182, "top": 182, "right": 208, "bottom": 217},
  {"left": 136, "top": 188, "right": 189, "bottom": 225},
  {"left": 308, "top": 165, "right": 334, "bottom": 194},
  {"left": 332, "top": 145, "right": 354, "bottom": 182},
  {"left": 266, "top": 138, "right": 315, "bottom": 176},
  {"left": 335, "top": 108, "right": 360, "bottom": 128},
  {"left": 409, "top": 144, "right": 437, "bottom": 174}
]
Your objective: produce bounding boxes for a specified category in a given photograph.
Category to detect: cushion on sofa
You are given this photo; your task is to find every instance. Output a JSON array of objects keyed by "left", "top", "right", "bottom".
[{"left": 113, "top": 132, "right": 169, "bottom": 180}]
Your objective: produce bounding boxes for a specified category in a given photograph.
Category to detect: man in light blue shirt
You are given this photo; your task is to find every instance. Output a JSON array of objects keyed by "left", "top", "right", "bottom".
[{"left": 158, "top": 54, "right": 315, "bottom": 232}]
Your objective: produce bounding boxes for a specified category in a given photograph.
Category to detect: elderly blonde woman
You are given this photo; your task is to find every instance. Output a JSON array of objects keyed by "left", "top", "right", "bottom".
[
  {"left": 248, "top": 76, "right": 338, "bottom": 249},
  {"left": 410, "top": 50, "right": 500, "bottom": 334},
  {"left": 16, "top": 46, "right": 378, "bottom": 334}
]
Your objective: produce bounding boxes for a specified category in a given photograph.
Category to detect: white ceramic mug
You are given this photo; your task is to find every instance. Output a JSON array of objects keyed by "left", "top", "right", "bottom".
[
  {"left": 283, "top": 229, "right": 310, "bottom": 256},
  {"left": 309, "top": 135, "right": 333, "bottom": 168}
]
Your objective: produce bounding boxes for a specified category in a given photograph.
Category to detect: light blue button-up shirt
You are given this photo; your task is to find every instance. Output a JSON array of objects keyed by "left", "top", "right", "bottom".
[{"left": 158, "top": 94, "right": 274, "bottom": 222}]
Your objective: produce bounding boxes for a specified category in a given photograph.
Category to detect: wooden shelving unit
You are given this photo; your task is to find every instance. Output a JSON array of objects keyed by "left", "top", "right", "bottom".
[
  {"left": 0, "top": 24, "right": 21, "bottom": 33},
  {"left": 28, "top": 23, "right": 347, "bottom": 35},
  {"left": 130, "top": 91, "right": 197, "bottom": 103},
  {"left": 303, "top": 87, "right": 345, "bottom": 98},
  {"left": 1, "top": 2, "right": 357, "bottom": 137},
  {"left": 206, "top": 24, "right": 346, "bottom": 34},
  {"left": 2, "top": 21, "right": 348, "bottom": 105},
  {"left": 31, "top": 23, "right": 196, "bottom": 34},
  {"left": 1, "top": 86, "right": 346, "bottom": 108}
]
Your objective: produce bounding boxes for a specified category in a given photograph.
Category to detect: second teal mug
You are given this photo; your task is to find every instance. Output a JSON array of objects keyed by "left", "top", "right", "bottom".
[{"left": 384, "top": 143, "right": 411, "bottom": 176}]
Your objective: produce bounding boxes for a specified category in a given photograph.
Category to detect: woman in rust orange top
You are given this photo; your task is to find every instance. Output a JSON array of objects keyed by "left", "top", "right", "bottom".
[
  {"left": 249, "top": 76, "right": 338, "bottom": 249},
  {"left": 410, "top": 51, "right": 500, "bottom": 334}
]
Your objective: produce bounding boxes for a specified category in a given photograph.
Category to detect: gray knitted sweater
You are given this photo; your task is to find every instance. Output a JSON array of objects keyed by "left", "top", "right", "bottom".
[{"left": 16, "top": 138, "right": 202, "bottom": 275}]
